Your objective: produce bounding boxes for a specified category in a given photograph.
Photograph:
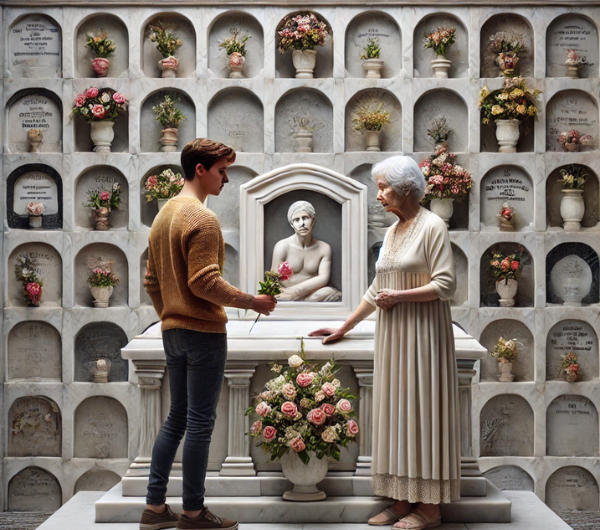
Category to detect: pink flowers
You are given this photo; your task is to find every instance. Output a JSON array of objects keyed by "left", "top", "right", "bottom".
[
  {"left": 281, "top": 401, "right": 298, "bottom": 418},
  {"left": 321, "top": 382, "right": 336, "bottom": 397},
  {"left": 320, "top": 403, "right": 335, "bottom": 417},
  {"left": 99, "top": 191, "right": 111, "bottom": 202},
  {"left": 511, "top": 260, "right": 519, "bottom": 271},
  {"left": 296, "top": 372, "right": 314, "bottom": 387},
  {"left": 290, "top": 436, "right": 306, "bottom": 453},
  {"left": 255, "top": 402, "right": 272, "bottom": 417},
  {"left": 112, "top": 92, "right": 127, "bottom": 104},
  {"left": 26, "top": 202, "right": 45, "bottom": 216},
  {"left": 307, "top": 408, "right": 327, "bottom": 426},
  {"left": 281, "top": 382, "right": 297, "bottom": 400},
  {"left": 336, "top": 399, "right": 353, "bottom": 414},
  {"left": 263, "top": 426, "right": 277, "bottom": 441},
  {"left": 278, "top": 261, "right": 293, "bottom": 282},
  {"left": 75, "top": 94, "right": 87, "bottom": 107},
  {"left": 91, "top": 104, "right": 106, "bottom": 119},
  {"left": 73, "top": 87, "right": 128, "bottom": 124},
  {"left": 86, "top": 87, "right": 99, "bottom": 99},
  {"left": 346, "top": 420, "right": 359, "bottom": 437},
  {"left": 251, "top": 420, "right": 262, "bottom": 435},
  {"left": 25, "top": 282, "right": 42, "bottom": 305}
]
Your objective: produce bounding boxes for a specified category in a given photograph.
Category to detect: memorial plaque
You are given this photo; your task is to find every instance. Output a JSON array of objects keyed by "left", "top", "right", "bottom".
[
  {"left": 547, "top": 395, "right": 598, "bottom": 456},
  {"left": 74, "top": 470, "right": 120, "bottom": 493},
  {"left": 8, "top": 321, "right": 62, "bottom": 380},
  {"left": 74, "top": 396, "right": 128, "bottom": 458},
  {"left": 9, "top": 15, "right": 61, "bottom": 78},
  {"left": 483, "top": 466, "right": 534, "bottom": 491},
  {"left": 8, "top": 467, "right": 61, "bottom": 512},
  {"left": 546, "top": 90, "right": 598, "bottom": 151},
  {"left": 546, "top": 467, "right": 599, "bottom": 511},
  {"left": 74, "top": 322, "right": 128, "bottom": 383},
  {"left": 8, "top": 396, "right": 61, "bottom": 457},
  {"left": 546, "top": 243, "right": 599, "bottom": 305},
  {"left": 547, "top": 320, "right": 598, "bottom": 381},
  {"left": 547, "top": 15, "right": 599, "bottom": 78},
  {"left": 550, "top": 255, "right": 593, "bottom": 306}
]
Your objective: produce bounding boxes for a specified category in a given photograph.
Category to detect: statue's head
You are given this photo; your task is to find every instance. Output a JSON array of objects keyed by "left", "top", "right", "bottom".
[{"left": 287, "top": 200, "right": 316, "bottom": 236}]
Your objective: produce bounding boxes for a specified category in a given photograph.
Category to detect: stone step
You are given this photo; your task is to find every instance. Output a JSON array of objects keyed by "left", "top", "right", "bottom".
[{"left": 441, "top": 481, "right": 511, "bottom": 524}]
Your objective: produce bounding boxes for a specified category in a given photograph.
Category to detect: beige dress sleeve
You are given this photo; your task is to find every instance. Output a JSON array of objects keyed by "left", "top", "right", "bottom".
[{"left": 425, "top": 214, "right": 456, "bottom": 301}]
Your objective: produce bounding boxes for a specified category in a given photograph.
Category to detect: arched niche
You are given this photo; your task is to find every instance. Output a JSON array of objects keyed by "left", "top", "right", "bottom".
[
  {"left": 368, "top": 241, "right": 383, "bottom": 287},
  {"left": 480, "top": 14, "right": 534, "bottom": 78},
  {"left": 547, "top": 395, "right": 599, "bottom": 456},
  {"left": 9, "top": 14, "right": 62, "bottom": 78},
  {"left": 546, "top": 320, "right": 598, "bottom": 381},
  {"left": 207, "top": 88, "right": 264, "bottom": 153},
  {"left": 223, "top": 243, "right": 240, "bottom": 288},
  {"left": 7, "top": 243, "right": 62, "bottom": 307},
  {"left": 275, "top": 11, "right": 333, "bottom": 79},
  {"left": 480, "top": 394, "right": 534, "bottom": 456},
  {"left": 480, "top": 243, "right": 534, "bottom": 307},
  {"left": 451, "top": 244, "right": 468, "bottom": 307},
  {"left": 7, "top": 164, "right": 63, "bottom": 229},
  {"left": 345, "top": 89, "right": 402, "bottom": 152},
  {"left": 479, "top": 319, "right": 534, "bottom": 382},
  {"left": 75, "top": 166, "right": 129, "bottom": 230},
  {"left": 140, "top": 164, "right": 183, "bottom": 227},
  {"left": 546, "top": 165, "right": 599, "bottom": 229},
  {"left": 349, "top": 163, "right": 395, "bottom": 229},
  {"left": 8, "top": 396, "right": 61, "bottom": 457},
  {"left": 75, "top": 469, "right": 121, "bottom": 493},
  {"left": 546, "top": 467, "right": 599, "bottom": 511},
  {"left": 546, "top": 243, "right": 599, "bottom": 306},
  {"left": 414, "top": 89, "right": 468, "bottom": 152},
  {"left": 345, "top": 11, "right": 401, "bottom": 79},
  {"left": 140, "top": 248, "right": 151, "bottom": 306},
  {"left": 140, "top": 89, "right": 196, "bottom": 153},
  {"left": 481, "top": 112, "right": 535, "bottom": 154},
  {"left": 6, "top": 89, "right": 62, "bottom": 153},
  {"left": 74, "top": 243, "right": 129, "bottom": 307},
  {"left": 8, "top": 321, "right": 62, "bottom": 381},
  {"left": 74, "top": 322, "right": 129, "bottom": 383},
  {"left": 274, "top": 88, "right": 333, "bottom": 153},
  {"left": 413, "top": 13, "right": 468, "bottom": 78},
  {"left": 75, "top": 14, "right": 129, "bottom": 78},
  {"left": 142, "top": 13, "right": 196, "bottom": 78},
  {"left": 208, "top": 11, "right": 264, "bottom": 78},
  {"left": 8, "top": 467, "right": 62, "bottom": 512},
  {"left": 73, "top": 86, "right": 128, "bottom": 153},
  {"left": 479, "top": 165, "right": 534, "bottom": 231},
  {"left": 74, "top": 396, "right": 128, "bottom": 458},
  {"left": 546, "top": 14, "right": 599, "bottom": 78},
  {"left": 483, "top": 466, "right": 534, "bottom": 491},
  {"left": 206, "top": 166, "right": 256, "bottom": 230},
  {"left": 546, "top": 90, "right": 598, "bottom": 152}
]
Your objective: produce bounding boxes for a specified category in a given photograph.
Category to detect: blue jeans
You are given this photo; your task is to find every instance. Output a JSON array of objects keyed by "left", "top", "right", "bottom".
[{"left": 146, "top": 329, "right": 227, "bottom": 511}]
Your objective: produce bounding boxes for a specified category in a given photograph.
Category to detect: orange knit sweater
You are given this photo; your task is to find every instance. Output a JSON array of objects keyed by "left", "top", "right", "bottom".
[{"left": 144, "top": 196, "right": 254, "bottom": 333}]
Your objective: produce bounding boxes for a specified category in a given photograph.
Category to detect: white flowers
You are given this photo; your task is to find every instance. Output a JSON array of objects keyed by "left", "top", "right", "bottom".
[{"left": 288, "top": 355, "right": 304, "bottom": 368}]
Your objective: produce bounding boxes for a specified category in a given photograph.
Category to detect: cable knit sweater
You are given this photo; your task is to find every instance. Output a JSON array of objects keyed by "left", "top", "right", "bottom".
[{"left": 144, "top": 195, "right": 254, "bottom": 333}]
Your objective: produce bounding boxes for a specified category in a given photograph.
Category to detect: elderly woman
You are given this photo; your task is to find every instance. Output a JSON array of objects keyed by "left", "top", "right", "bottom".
[{"left": 310, "top": 156, "right": 460, "bottom": 530}]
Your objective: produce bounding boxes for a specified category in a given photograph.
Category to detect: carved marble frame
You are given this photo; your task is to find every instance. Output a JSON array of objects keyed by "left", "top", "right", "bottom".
[{"left": 240, "top": 163, "right": 367, "bottom": 319}]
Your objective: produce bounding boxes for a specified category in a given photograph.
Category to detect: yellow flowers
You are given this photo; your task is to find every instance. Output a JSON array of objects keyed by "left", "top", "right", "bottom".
[
  {"left": 480, "top": 77, "right": 541, "bottom": 124},
  {"left": 516, "top": 105, "right": 526, "bottom": 114},
  {"left": 491, "top": 105, "right": 505, "bottom": 115},
  {"left": 509, "top": 88, "right": 524, "bottom": 99}
]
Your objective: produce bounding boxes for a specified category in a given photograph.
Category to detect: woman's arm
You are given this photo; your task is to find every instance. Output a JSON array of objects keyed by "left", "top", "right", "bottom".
[
  {"left": 309, "top": 298, "right": 375, "bottom": 344},
  {"left": 375, "top": 285, "right": 438, "bottom": 309}
]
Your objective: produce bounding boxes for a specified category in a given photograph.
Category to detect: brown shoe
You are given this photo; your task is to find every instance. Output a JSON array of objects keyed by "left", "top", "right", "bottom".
[
  {"left": 177, "top": 508, "right": 238, "bottom": 530},
  {"left": 140, "top": 504, "right": 179, "bottom": 530}
]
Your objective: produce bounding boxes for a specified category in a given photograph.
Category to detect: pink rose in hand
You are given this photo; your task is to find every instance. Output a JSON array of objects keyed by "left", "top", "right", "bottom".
[
  {"left": 321, "top": 382, "right": 336, "bottom": 397},
  {"left": 290, "top": 436, "right": 306, "bottom": 453},
  {"left": 346, "top": 420, "right": 359, "bottom": 437},
  {"left": 278, "top": 261, "right": 293, "bottom": 281},
  {"left": 307, "top": 408, "right": 327, "bottom": 426},
  {"left": 91, "top": 104, "right": 106, "bottom": 119},
  {"left": 296, "top": 372, "right": 314, "bottom": 388},
  {"left": 263, "top": 426, "right": 277, "bottom": 441},
  {"left": 86, "top": 87, "right": 99, "bottom": 99},
  {"left": 281, "top": 401, "right": 298, "bottom": 418},
  {"left": 255, "top": 402, "right": 272, "bottom": 417}
]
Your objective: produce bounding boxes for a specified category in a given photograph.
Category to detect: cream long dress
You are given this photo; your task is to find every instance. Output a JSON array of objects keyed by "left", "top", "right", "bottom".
[{"left": 365, "top": 207, "right": 461, "bottom": 504}]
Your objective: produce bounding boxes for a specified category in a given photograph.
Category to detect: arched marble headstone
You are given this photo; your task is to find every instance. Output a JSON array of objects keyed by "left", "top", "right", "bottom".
[
  {"left": 74, "top": 322, "right": 128, "bottom": 383},
  {"left": 547, "top": 395, "right": 599, "bottom": 456},
  {"left": 546, "top": 90, "right": 598, "bottom": 152},
  {"left": 483, "top": 465, "right": 534, "bottom": 491},
  {"left": 74, "top": 469, "right": 121, "bottom": 493},
  {"left": 8, "top": 467, "right": 61, "bottom": 512},
  {"left": 546, "top": 467, "right": 599, "bottom": 511},
  {"left": 546, "top": 320, "right": 598, "bottom": 381},
  {"left": 8, "top": 396, "right": 61, "bottom": 457},
  {"left": 8, "top": 321, "right": 62, "bottom": 380},
  {"left": 546, "top": 243, "right": 599, "bottom": 305},
  {"left": 550, "top": 255, "right": 593, "bottom": 306}
]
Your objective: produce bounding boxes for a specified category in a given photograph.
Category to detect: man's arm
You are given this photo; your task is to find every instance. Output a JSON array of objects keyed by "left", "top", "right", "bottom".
[{"left": 144, "top": 246, "right": 164, "bottom": 316}]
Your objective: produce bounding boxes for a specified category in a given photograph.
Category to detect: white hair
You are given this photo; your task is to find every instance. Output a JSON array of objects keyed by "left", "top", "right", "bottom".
[
  {"left": 287, "top": 200, "right": 316, "bottom": 226},
  {"left": 371, "top": 156, "right": 425, "bottom": 201}
]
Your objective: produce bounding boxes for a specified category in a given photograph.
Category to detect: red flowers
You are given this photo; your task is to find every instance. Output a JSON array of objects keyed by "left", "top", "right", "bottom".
[
  {"left": 99, "top": 191, "right": 111, "bottom": 202},
  {"left": 263, "top": 426, "right": 277, "bottom": 441},
  {"left": 281, "top": 401, "right": 298, "bottom": 418},
  {"left": 278, "top": 261, "right": 293, "bottom": 282},
  {"left": 290, "top": 436, "right": 306, "bottom": 453},
  {"left": 336, "top": 398, "right": 353, "bottom": 414},
  {"left": 346, "top": 420, "right": 359, "bottom": 436},
  {"left": 86, "top": 87, "right": 99, "bottom": 98},
  {"left": 511, "top": 260, "right": 519, "bottom": 271},
  {"left": 75, "top": 94, "right": 87, "bottom": 107},
  {"left": 255, "top": 402, "right": 272, "bottom": 417},
  {"left": 112, "top": 92, "right": 126, "bottom": 104},
  {"left": 321, "top": 382, "right": 336, "bottom": 397},
  {"left": 91, "top": 104, "right": 106, "bottom": 119}
]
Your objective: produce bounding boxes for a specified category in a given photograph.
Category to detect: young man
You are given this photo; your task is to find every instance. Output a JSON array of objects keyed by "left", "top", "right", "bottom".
[{"left": 140, "top": 138, "right": 276, "bottom": 530}]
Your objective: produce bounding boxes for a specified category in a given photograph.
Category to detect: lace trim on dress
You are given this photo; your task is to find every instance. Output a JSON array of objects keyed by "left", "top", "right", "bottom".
[{"left": 372, "top": 473, "right": 461, "bottom": 505}]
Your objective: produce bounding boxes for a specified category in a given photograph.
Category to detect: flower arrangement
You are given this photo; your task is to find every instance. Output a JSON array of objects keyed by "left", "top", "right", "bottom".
[
  {"left": 423, "top": 27, "right": 456, "bottom": 56},
  {"left": 26, "top": 202, "right": 45, "bottom": 217},
  {"left": 566, "top": 49, "right": 591, "bottom": 67},
  {"left": 419, "top": 145, "right": 473, "bottom": 201},
  {"left": 499, "top": 202, "right": 514, "bottom": 222},
  {"left": 427, "top": 116, "right": 451, "bottom": 145},
  {"left": 152, "top": 95, "right": 187, "bottom": 129},
  {"left": 289, "top": 116, "right": 323, "bottom": 134},
  {"left": 83, "top": 182, "right": 122, "bottom": 210},
  {"left": 351, "top": 102, "right": 391, "bottom": 131},
  {"left": 277, "top": 12, "right": 329, "bottom": 53},
  {"left": 360, "top": 37, "right": 381, "bottom": 60},
  {"left": 479, "top": 77, "right": 540, "bottom": 125},
  {"left": 15, "top": 255, "right": 43, "bottom": 306},
  {"left": 489, "top": 31, "right": 527, "bottom": 75},
  {"left": 558, "top": 130, "right": 593, "bottom": 151},
  {"left": 560, "top": 352, "right": 581, "bottom": 381},
  {"left": 491, "top": 337, "right": 519, "bottom": 363},
  {"left": 219, "top": 33, "right": 251, "bottom": 56},
  {"left": 144, "top": 169, "right": 185, "bottom": 202},
  {"left": 72, "top": 87, "right": 128, "bottom": 122},
  {"left": 87, "top": 266, "right": 120, "bottom": 288},
  {"left": 489, "top": 248, "right": 523, "bottom": 283},
  {"left": 247, "top": 344, "right": 358, "bottom": 464},
  {"left": 558, "top": 164, "right": 588, "bottom": 190},
  {"left": 148, "top": 23, "right": 183, "bottom": 58},
  {"left": 85, "top": 31, "right": 116, "bottom": 58}
]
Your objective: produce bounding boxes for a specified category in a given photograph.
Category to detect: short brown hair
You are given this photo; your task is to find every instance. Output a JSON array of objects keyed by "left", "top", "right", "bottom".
[{"left": 180, "top": 138, "right": 236, "bottom": 180}]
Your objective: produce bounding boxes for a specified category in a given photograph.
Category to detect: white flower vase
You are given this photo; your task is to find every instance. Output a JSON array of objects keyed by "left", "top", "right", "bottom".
[
  {"left": 495, "top": 119, "right": 520, "bottom": 153},
  {"left": 498, "top": 360, "right": 514, "bottom": 382},
  {"left": 92, "top": 57, "right": 110, "bottom": 77},
  {"left": 496, "top": 214, "right": 516, "bottom": 232},
  {"left": 496, "top": 279, "right": 518, "bottom": 307},
  {"left": 281, "top": 450, "right": 328, "bottom": 502},
  {"left": 429, "top": 198, "right": 454, "bottom": 228},
  {"left": 157, "top": 199, "right": 169, "bottom": 211},
  {"left": 362, "top": 58, "right": 384, "bottom": 79},
  {"left": 292, "top": 130, "right": 313, "bottom": 153},
  {"left": 365, "top": 129, "right": 381, "bottom": 151},
  {"left": 29, "top": 215, "right": 42, "bottom": 229},
  {"left": 565, "top": 63, "right": 580, "bottom": 79},
  {"left": 292, "top": 49, "right": 317, "bottom": 79},
  {"left": 158, "top": 56, "right": 179, "bottom": 78},
  {"left": 431, "top": 55, "right": 451, "bottom": 78},
  {"left": 560, "top": 189, "right": 585, "bottom": 231},
  {"left": 90, "top": 120, "right": 115, "bottom": 153},
  {"left": 228, "top": 52, "right": 246, "bottom": 78},
  {"left": 160, "top": 128, "right": 179, "bottom": 152},
  {"left": 90, "top": 285, "right": 114, "bottom": 308}
]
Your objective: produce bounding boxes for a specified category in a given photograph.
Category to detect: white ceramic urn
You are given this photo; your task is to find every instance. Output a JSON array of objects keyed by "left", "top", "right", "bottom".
[
  {"left": 495, "top": 119, "right": 520, "bottom": 153},
  {"left": 560, "top": 189, "right": 585, "bottom": 231},
  {"left": 281, "top": 450, "right": 328, "bottom": 502}
]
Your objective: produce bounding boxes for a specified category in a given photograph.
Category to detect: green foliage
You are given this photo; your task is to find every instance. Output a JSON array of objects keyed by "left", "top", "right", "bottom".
[
  {"left": 148, "top": 22, "right": 183, "bottom": 58},
  {"left": 152, "top": 94, "right": 187, "bottom": 128},
  {"left": 360, "top": 37, "right": 381, "bottom": 60},
  {"left": 85, "top": 31, "right": 116, "bottom": 58},
  {"left": 219, "top": 34, "right": 251, "bottom": 56}
]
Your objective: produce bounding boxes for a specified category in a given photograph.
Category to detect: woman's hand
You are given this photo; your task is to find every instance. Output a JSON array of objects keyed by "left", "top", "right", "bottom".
[
  {"left": 375, "top": 288, "right": 400, "bottom": 310},
  {"left": 308, "top": 328, "right": 346, "bottom": 345}
]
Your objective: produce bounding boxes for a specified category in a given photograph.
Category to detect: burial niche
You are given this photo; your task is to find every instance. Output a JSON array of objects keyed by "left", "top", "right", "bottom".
[
  {"left": 547, "top": 320, "right": 598, "bottom": 381},
  {"left": 350, "top": 163, "right": 396, "bottom": 229},
  {"left": 74, "top": 396, "right": 128, "bottom": 458},
  {"left": 208, "top": 88, "right": 264, "bottom": 153},
  {"left": 7, "top": 164, "right": 62, "bottom": 230},
  {"left": 75, "top": 469, "right": 121, "bottom": 493},
  {"left": 6, "top": 89, "right": 62, "bottom": 153},
  {"left": 8, "top": 467, "right": 62, "bottom": 512},
  {"left": 368, "top": 241, "right": 383, "bottom": 287},
  {"left": 480, "top": 394, "right": 534, "bottom": 456},
  {"left": 345, "top": 11, "right": 401, "bottom": 79},
  {"left": 451, "top": 244, "right": 468, "bottom": 307},
  {"left": 206, "top": 166, "right": 256, "bottom": 230},
  {"left": 547, "top": 395, "right": 599, "bottom": 456},
  {"left": 208, "top": 11, "right": 264, "bottom": 78},
  {"left": 140, "top": 249, "right": 151, "bottom": 306},
  {"left": 141, "top": 165, "right": 184, "bottom": 227},
  {"left": 547, "top": 243, "right": 599, "bottom": 306},
  {"left": 223, "top": 243, "right": 240, "bottom": 289},
  {"left": 546, "top": 90, "right": 598, "bottom": 152},
  {"left": 75, "top": 322, "right": 129, "bottom": 383},
  {"left": 483, "top": 466, "right": 534, "bottom": 491},
  {"left": 546, "top": 467, "right": 599, "bottom": 511},
  {"left": 8, "top": 396, "right": 61, "bottom": 457},
  {"left": 275, "top": 88, "right": 333, "bottom": 153},
  {"left": 8, "top": 321, "right": 61, "bottom": 381},
  {"left": 9, "top": 14, "right": 62, "bottom": 78}
]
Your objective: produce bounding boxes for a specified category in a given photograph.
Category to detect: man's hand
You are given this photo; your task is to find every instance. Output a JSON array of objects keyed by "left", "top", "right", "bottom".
[
  {"left": 375, "top": 288, "right": 400, "bottom": 310},
  {"left": 308, "top": 328, "right": 346, "bottom": 345},
  {"left": 252, "top": 294, "right": 277, "bottom": 316}
]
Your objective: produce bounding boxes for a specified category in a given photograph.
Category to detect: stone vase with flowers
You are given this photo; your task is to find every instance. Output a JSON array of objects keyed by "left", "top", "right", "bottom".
[
  {"left": 83, "top": 182, "right": 122, "bottom": 230},
  {"left": 85, "top": 31, "right": 116, "bottom": 77},
  {"left": 424, "top": 26, "right": 456, "bottom": 78},
  {"left": 218, "top": 33, "right": 251, "bottom": 78},
  {"left": 148, "top": 22, "right": 183, "bottom": 78},
  {"left": 489, "top": 31, "right": 527, "bottom": 77},
  {"left": 497, "top": 202, "right": 516, "bottom": 232},
  {"left": 558, "top": 164, "right": 587, "bottom": 231},
  {"left": 560, "top": 352, "right": 581, "bottom": 383},
  {"left": 351, "top": 102, "right": 391, "bottom": 152},
  {"left": 152, "top": 94, "right": 187, "bottom": 152},
  {"left": 360, "top": 37, "right": 384, "bottom": 79},
  {"left": 26, "top": 201, "right": 45, "bottom": 229},
  {"left": 15, "top": 255, "right": 43, "bottom": 307},
  {"left": 87, "top": 258, "right": 119, "bottom": 308},
  {"left": 492, "top": 337, "right": 519, "bottom": 382},
  {"left": 144, "top": 168, "right": 185, "bottom": 211},
  {"left": 489, "top": 248, "right": 523, "bottom": 307}
]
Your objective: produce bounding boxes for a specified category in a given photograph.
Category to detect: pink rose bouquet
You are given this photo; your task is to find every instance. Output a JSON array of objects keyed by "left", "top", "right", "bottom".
[
  {"left": 15, "top": 255, "right": 44, "bottom": 307},
  {"left": 72, "top": 87, "right": 128, "bottom": 123},
  {"left": 419, "top": 145, "right": 472, "bottom": 202},
  {"left": 249, "top": 261, "right": 293, "bottom": 333}
]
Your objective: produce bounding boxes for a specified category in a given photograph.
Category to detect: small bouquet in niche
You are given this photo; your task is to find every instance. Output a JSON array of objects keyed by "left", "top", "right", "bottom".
[
  {"left": 87, "top": 257, "right": 119, "bottom": 308},
  {"left": 219, "top": 32, "right": 251, "bottom": 78},
  {"left": 26, "top": 201, "right": 45, "bottom": 229},
  {"left": 558, "top": 165, "right": 588, "bottom": 231},
  {"left": 85, "top": 30, "right": 116, "bottom": 77},
  {"left": 558, "top": 130, "right": 594, "bottom": 152},
  {"left": 15, "top": 255, "right": 43, "bottom": 306},
  {"left": 489, "top": 247, "right": 523, "bottom": 307},
  {"left": 27, "top": 128, "right": 43, "bottom": 153},
  {"left": 152, "top": 95, "right": 187, "bottom": 152},
  {"left": 565, "top": 49, "right": 592, "bottom": 79},
  {"left": 491, "top": 337, "right": 519, "bottom": 382},
  {"left": 489, "top": 31, "right": 528, "bottom": 77},
  {"left": 560, "top": 352, "right": 581, "bottom": 383},
  {"left": 497, "top": 202, "right": 516, "bottom": 232},
  {"left": 249, "top": 262, "right": 292, "bottom": 333},
  {"left": 83, "top": 182, "right": 122, "bottom": 231},
  {"left": 288, "top": 116, "right": 323, "bottom": 153},
  {"left": 426, "top": 116, "right": 451, "bottom": 146},
  {"left": 148, "top": 22, "right": 183, "bottom": 77},
  {"left": 144, "top": 169, "right": 185, "bottom": 211},
  {"left": 360, "top": 37, "right": 383, "bottom": 79},
  {"left": 424, "top": 27, "right": 456, "bottom": 78},
  {"left": 351, "top": 102, "right": 391, "bottom": 152}
]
